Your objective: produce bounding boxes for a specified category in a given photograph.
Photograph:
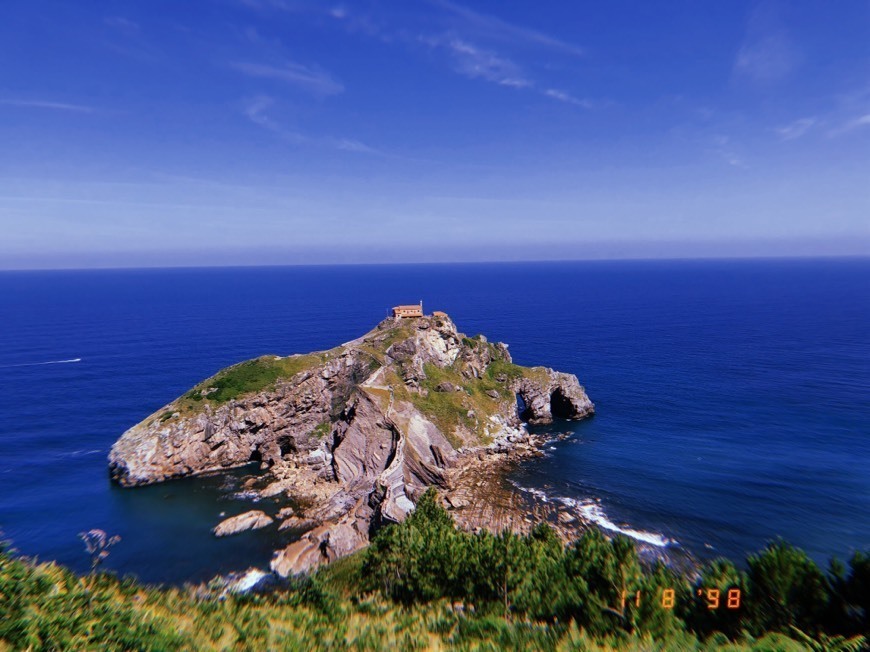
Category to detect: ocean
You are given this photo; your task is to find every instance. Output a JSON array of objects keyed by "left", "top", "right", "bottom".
[{"left": 0, "top": 259, "right": 867, "bottom": 584}]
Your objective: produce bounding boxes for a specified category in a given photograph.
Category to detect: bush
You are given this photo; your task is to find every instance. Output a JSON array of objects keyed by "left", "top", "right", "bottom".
[{"left": 745, "top": 541, "right": 829, "bottom": 636}]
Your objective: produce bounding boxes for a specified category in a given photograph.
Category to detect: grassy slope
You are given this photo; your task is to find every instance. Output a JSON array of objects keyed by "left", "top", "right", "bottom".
[
  {"left": 146, "top": 321, "right": 412, "bottom": 425},
  {"left": 148, "top": 348, "right": 344, "bottom": 424},
  {"left": 0, "top": 549, "right": 822, "bottom": 651}
]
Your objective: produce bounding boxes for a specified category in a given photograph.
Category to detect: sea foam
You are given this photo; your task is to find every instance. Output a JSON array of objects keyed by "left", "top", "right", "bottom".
[{"left": 510, "top": 481, "right": 674, "bottom": 548}]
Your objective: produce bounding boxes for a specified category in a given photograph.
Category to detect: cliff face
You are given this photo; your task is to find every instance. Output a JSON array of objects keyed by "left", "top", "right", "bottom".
[{"left": 109, "top": 312, "right": 593, "bottom": 575}]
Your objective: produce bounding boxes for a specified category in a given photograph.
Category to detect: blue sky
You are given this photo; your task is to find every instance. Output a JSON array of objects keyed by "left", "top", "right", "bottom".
[{"left": 1, "top": 0, "right": 868, "bottom": 269}]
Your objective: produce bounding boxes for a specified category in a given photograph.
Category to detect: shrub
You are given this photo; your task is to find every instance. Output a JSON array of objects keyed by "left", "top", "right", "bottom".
[{"left": 745, "top": 541, "right": 829, "bottom": 636}]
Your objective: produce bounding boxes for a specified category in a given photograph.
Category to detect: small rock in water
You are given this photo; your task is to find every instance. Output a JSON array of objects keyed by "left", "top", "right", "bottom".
[{"left": 213, "top": 510, "right": 274, "bottom": 537}]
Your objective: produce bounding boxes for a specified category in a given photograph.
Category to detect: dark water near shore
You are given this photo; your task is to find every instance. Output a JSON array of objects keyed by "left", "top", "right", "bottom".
[{"left": 0, "top": 259, "right": 867, "bottom": 584}]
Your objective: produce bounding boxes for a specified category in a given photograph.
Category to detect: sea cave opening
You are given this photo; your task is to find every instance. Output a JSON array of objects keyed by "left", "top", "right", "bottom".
[
  {"left": 550, "top": 388, "right": 574, "bottom": 419},
  {"left": 278, "top": 438, "right": 296, "bottom": 457},
  {"left": 516, "top": 394, "right": 533, "bottom": 422}
]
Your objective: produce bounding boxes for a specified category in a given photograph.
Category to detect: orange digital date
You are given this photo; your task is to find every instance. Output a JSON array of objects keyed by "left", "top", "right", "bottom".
[{"left": 619, "top": 588, "right": 741, "bottom": 610}]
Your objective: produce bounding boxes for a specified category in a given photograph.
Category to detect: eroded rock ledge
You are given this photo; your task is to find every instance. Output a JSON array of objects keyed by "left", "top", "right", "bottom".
[{"left": 109, "top": 312, "right": 593, "bottom": 575}]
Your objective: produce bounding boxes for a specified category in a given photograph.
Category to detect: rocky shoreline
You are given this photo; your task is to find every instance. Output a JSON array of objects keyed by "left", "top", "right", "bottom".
[
  {"left": 109, "top": 311, "right": 595, "bottom": 576},
  {"left": 442, "top": 430, "right": 591, "bottom": 541},
  {"left": 196, "top": 430, "right": 590, "bottom": 596},
  {"left": 202, "top": 425, "right": 693, "bottom": 597}
]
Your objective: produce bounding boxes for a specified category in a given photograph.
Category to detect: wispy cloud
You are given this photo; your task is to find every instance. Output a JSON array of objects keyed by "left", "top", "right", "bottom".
[
  {"left": 733, "top": 4, "right": 798, "bottom": 83},
  {"left": 231, "top": 61, "right": 344, "bottom": 96},
  {"left": 776, "top": 117, "right": 816, "bottom": 140},
  {"left": 332, "top": 138, "right": 381, "bottom": 154},
  {"left": 249, "top": 0, "right": 585, "bottom": 57},
  {"left": 543, "top": 89, "right": 594, "bottom": 109},
  {"left": 243, "top": 95, "right": 285, "bottom": 131},
  {"left": 242, "top": 95, "right": 381, "bottom": 153},
  {"left": 429, "top": 0, "right": 584, "bottom": 57},
  {"left": 104, "top": 16, "right": 139, "bottom": 32},
  {"left": 829, "top": 113, "right": 870, "bottom": 136},
  {"left": 0, "top": 99, "right": 95, "bottom": 113},
  {"left": 424, "top": 36, "right": 531, "bottom": 88},
  {"left": 844, "top": 114, "right": 870, "bottom": 130},
  {"left": 735, "top": 34, "right": 796, "bottom": 82},
  {"left": 709, "top": 134, "right": 747, "bottom": 168},
  {"left": 238, "top": 1, "right": 596, "bottom": 109},
  {"left": 420, "top": 35, "right": 598, "bottom": 109},
  {"left": 101, "top": 12, "right": 164, "bottom": 63}
]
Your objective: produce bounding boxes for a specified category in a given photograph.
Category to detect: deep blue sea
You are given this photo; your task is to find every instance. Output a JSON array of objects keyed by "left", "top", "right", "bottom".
[{"left": 0, "top": 260, "right": 867, "bottom": 584}]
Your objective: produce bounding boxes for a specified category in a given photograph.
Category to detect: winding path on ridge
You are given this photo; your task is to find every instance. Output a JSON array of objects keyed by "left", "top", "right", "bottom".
[{"left": 361, "top": 366, "right": 412, "bottom": 519}]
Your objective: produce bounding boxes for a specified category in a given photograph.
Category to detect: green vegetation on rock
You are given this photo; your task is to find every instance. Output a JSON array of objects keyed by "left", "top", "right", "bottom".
[
  {"left": 174, "top": 350, "right": 338, "bottom": 411},
  {"left": 309, "top": 421, "right": 332, "bottom": 440},
  {"left": 398, "top": 355, "right": 543, "bottom": 447}
]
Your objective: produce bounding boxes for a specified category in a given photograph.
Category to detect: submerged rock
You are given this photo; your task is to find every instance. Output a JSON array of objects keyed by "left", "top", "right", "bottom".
[{"left": 110, "top": 311, "right": 594, "bottom": 574}]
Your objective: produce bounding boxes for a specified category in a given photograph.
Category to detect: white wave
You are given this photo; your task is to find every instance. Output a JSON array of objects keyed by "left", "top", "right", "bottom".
[
  {"left": 55, "top": 449, "right": 102, "bottom": 458},
  {"left": 228, "top": 568, "right": 269, "bottom": 593},
  {"left": 509, "top": 481, "right": 551, "bottom": 503},
  {"left": 510, "top": 481, "right": 674, "bottom": 548},
  {"left": 0, "top": 358, "right": 82, "bottom": 368},
  {"left": 231, "top": 490, "right": 261, "bottom": 502},
  {"left": 563, "top": 498, "right": 673, "bottom": 547}
]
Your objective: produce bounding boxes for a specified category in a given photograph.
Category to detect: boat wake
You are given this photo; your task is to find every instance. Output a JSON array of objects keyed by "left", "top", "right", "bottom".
[
  {"left": 0, "top": 358, "right": 82, "bottom": 368},
  {"left": 510, "top": 481, "right": 675, "bottom": 548}
]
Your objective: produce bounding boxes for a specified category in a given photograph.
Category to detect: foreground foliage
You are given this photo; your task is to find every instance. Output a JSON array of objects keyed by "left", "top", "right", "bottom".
[
  {"left": 362, "top": 491, "right": 868, "bottom": 646},
  {"left": 1, "top": 495, "right": 867, "bottom": 650}
]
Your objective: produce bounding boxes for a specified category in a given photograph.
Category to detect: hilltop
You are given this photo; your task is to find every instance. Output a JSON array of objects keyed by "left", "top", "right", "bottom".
[{"left": 109, "top": 311, "right": 594, "bottom": 575}]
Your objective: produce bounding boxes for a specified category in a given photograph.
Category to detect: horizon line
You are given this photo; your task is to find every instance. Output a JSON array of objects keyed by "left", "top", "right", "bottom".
[{"left": 1, "top": 252, "right": 868, "bottom": 273}]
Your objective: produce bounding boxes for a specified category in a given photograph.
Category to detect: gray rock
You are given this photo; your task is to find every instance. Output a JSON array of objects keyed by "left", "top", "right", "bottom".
[
  {"left": 446, "top": 495, "right": 469, "bottom": 509},
  {"left": 213, "top": 510, "right": 273, "bottom": 537},
  {"left": 515, "top": 372, "right": 594, "bottom": 425},
  {"left": 272, "top": 514, "right": 368, "bottom": 577},
  {"left": 278, "top": 517, "right": 318, "bottom": 532}
]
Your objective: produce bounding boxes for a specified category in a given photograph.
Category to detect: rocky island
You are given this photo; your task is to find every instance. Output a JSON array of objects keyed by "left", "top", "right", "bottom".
[{"left": 109, "top": 309, "right": 594, "bottom": 576}]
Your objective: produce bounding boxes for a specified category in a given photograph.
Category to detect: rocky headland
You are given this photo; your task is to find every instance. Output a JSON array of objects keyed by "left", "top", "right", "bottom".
[{"left": 109, "top": 311, "right": 594, "bottom": 576}]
